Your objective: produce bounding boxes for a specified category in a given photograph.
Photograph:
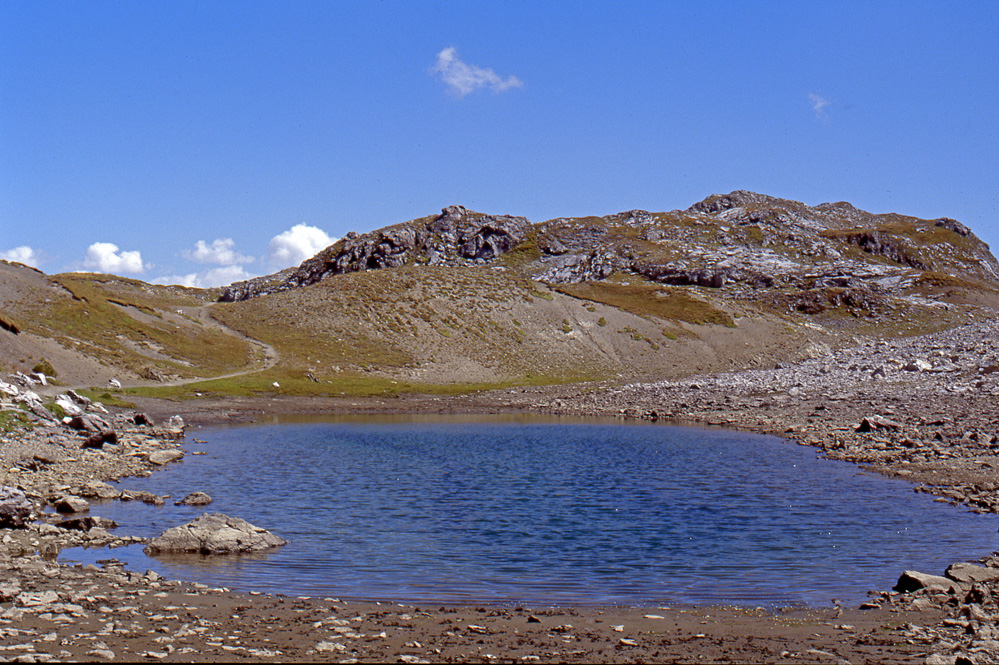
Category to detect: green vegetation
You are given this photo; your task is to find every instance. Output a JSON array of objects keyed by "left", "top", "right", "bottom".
[
  {"left": 32, "top": 359, "right": 56, "bottom": 377},
  {"left": 0, "top": 410, "right": 33, "bottom": 433},
  {"left": 554, "top": 280, "right": 736, "bottom": 327},
  {"left": 23, "top": 274, "right": 254, "bottom": 378},
  {"left": 43, "top": 401, "right": 67, "bottom": 420},
  {"left": 75, "top": 388, "right": 137, "bottom": 409}
]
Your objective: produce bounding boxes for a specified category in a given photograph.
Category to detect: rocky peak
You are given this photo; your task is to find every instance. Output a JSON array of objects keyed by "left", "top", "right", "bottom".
[{"left": 220, "top": 206, "right": 531, "bottom": 302}]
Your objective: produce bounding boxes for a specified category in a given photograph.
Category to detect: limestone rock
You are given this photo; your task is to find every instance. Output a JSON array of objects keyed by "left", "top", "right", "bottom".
[
  {"left": 175, "top": 491, "right": 213, "bottom": 506},
  {"left": 894, "top": 570, "right": 961, "bottom": 593},
  {"left": 0, "top": 485, "right": 33, "bottom": 528},
  {"left": 945, "top": 562, "right": 999, "bottom": 585},
  {"left": 148, "top": 449, "right": 184, "bottom": 465},
  {"left": 75, "top": 481, "right": 122, "bottom": 500},
  {"left": 144, "top": 513, "right": 287, "bottom": 555},
  {"left": 121, "top": 490, "right": 165, "bottom": 506},
  {"left": 54, "top": 495, "right": 89, "bottom": 514},
  {"left": 58, "top": 516, "right": 118, "bottom": 532}
]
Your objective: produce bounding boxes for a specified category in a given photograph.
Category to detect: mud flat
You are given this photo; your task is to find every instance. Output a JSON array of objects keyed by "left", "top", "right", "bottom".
[{"left": 4, "top": 322, "right": 999, "bottom": 662}]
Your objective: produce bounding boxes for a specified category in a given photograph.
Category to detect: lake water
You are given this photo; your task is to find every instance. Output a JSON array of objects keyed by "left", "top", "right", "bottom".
[{"left": 61, "top": 417, "right": 999, "bottom": 607}]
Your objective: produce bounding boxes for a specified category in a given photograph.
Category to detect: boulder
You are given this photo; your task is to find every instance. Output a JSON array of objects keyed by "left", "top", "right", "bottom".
[
  {"left": 144, "top": 513, "right": 287, "bottom": 556},
  {"left": 83, "top": 430, "right": 118, "bottom": 449},
  {"left": 58, "top": 516, "right": 118, "bottom": 532},
  {"left": 175, "top": 491, "right": 213, "bottom": 506},
  {"left": 148, "top": 449, "right": 184, "bottom": 465},
  {"left": 894, "top": 570, "right": 961, "bottom": 594},
  {"left": 120, "top": 490, "right": 165, "bottom": 506},
  {"left": 66, "top": 415, "right": 110, "bottom": 433},
  {"left": 0, "top": 381, "right": 18, "bottom": 397},
  {"left": 74, "top": 481, "right": 121, "bottom": 500},
  {"left": 855, "top": 415, "right": 902, "bottom": 432},
  {"left": 54, "top": 495, "right": 89, "bottom": 514},
  {"left": 945, "top": 562, "right": 999, "bottom": 585},
  {"left": 0, "top": 485, "right": 33, "bottom": 528},
  {"left": 132, "top": 412, "right": 155, "bottom": 426},
  {"left": 66, "top": 389, "right": 91, "bottom": 406},
  {"left": 54, "top": 397, "right": 83, "bottom": 417},
  {"left": 108, "top": 378, "right": 122, "bottom": 390}
]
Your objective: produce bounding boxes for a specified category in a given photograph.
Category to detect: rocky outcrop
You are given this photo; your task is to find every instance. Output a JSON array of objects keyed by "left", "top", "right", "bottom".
[
  {"left": 143, "top": 513, "right": 286, "bottom": 555},
  {"left": 221, "top": 206, "right": 530, "bottom": 301}
]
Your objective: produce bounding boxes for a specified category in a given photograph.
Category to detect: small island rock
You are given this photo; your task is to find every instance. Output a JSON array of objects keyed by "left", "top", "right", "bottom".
[
  {"left": 175, "top": 491, "right": 213, "bottom": 506},
  {"left": 144, "top": 513, "right": 286, "bottom": 556}
]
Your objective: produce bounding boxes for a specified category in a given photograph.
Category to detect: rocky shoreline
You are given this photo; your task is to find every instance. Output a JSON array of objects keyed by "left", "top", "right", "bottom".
[{"left": 3, "top": 321, "right": 999, "bottom": 662}]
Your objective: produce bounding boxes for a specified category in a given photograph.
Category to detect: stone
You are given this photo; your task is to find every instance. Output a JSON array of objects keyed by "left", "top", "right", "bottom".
[
  {"left": 175, "top": 491, "right": 213, "bottom": 506},
  {"left": 144, "top": 513, "right": 287, "bottom": 555},
  {"left": 0, "top": 485, "right": 34, "bottom": 528},
  {"left": 0, "top": 381, "right": 18, "bottom": 397},
  {"left": 132, "top": 412, "right": 154, "bottom": 426},
  {"left": 855, "top": 415, "right": 902, "bottom": 432},
  {"left": 54, "top": 397, "right": 83, "bottom": 417},
  {"left": 82, "top": 430, "right": 118, "bottom": 449},
  {"left": 54, "top": 495, "right": 89, "bottom": 514},
  {"left": 108, "top": 378, "right": 122, "bottom": 390},
  {"left": 121, "top": 490, "right": 165, "bottom": 506},
  {"left": 0, "top": 582, "right": 20, "bottom": 602},
  {"left": 166, "top": 415, "right": 185, "bottom": 430},
  {"left": 16, "top": 590, "right": 59, "bottom": 607},
  {"left": 66, "top": 389, "right": 91, "bottom": 406},
  {"left": 902, "top": 359, "right": 933, "bottom": 372},
  {"left": 58, "top": 516, "right": 118, "bottom": 532},
  {"left": 75, "top": 481, "right": 121, "bottom": 500},
  {"left": 946, "top": 562, "right": 999, "bottom": 585},
  {"left": 148, "top": 449, "right": 184, "bottom": 465},
  {"left": 894, "top": 570, "right": 961, "bottom": 594},
  {"left": 65, "top": 415, "right": 110, "bottom": 433}
]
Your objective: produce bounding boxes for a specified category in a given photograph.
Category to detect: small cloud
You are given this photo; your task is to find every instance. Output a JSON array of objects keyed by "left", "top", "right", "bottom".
[
  {"left": 432, "top": 46, "right": 523, "bottom": 98},
  {"left": 809, "top": 92, "right": 830, "bottom": 117},
  {"left": 181, "top": 238, "right": 254, "bottom": 266},
  {"left": 81, "top": 242, "right": 147, "bottom": 275},
  {"left": 268, "top": 223, "right": 336, "bottom": 269},
  {"left": 152, "top": 265, "right": 257, "bottom": 289},
  {"left": 0, "top": 245, "right": 45, "bottom": 269}
]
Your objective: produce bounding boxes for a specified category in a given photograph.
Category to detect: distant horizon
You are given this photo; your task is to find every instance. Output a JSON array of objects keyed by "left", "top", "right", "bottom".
[{"left": 3, "top": 1, "right": 997, "bottom": 285}]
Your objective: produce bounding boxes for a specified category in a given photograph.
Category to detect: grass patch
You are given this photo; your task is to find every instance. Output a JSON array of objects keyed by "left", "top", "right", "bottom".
[
  {"left": 554, "top": 281, "right": 736, "bottom": 326},
  {"left": 32, "top": 359, "right": 56, "bottom": 377},
  {"left": 0, "top": 410, "right": 34, "bottom": 433},
  {"left": 76, "top": 388, "right": 137, "bottom": 409}
]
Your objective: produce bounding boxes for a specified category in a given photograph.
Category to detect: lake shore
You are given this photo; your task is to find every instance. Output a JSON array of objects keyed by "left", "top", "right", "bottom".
[{"left": 3, "top": 320, "right": 999, "bottom": 662}]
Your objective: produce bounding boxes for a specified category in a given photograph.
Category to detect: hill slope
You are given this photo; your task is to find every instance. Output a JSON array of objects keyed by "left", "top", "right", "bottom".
[{"left": 3, "top": 191, "right": 997, "bottom": 395}]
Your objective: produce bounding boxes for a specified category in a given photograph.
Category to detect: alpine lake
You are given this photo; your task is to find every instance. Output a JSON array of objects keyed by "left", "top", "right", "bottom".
[{"left": 60, "top": 416, "right": 999, "bottom": 607}]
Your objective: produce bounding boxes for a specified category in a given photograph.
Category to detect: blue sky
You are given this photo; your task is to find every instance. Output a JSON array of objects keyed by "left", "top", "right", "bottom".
[{"left": 2, "top": 1, "right": 997, "bottom": 286}]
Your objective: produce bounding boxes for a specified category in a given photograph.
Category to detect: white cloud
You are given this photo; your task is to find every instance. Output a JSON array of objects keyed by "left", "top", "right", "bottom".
[
  {"left": 181, "top": 238, "right": 254, "bottom": 266},
  {"left": 152, "top": 265, "right": 256, "bottom": 289},
  {"left": 809, "top": 92, "right": 830, "bottom": 117},
  {"left": 0, "top": 245, "right": 45, "bottom": 268},
  {"left": 81, "top": 242, "right": 147, "bottom": 274},
  {"left": 268, "top": 223, "right": 336, "bottom": 269},
  {"left": 432, "top": 46, "right": 523, "bottom": 98}
]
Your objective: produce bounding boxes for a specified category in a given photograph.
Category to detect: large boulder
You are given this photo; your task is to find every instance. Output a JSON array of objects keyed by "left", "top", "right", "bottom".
[
  {"left": 144, "top": 513, "right": 287, "bottom": 556},
  {"left": 0, "top": 486, "right": 33, "bottom": 528},
  {"left": 894, "top": 570, "right": 962, "bottom": 594}
]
